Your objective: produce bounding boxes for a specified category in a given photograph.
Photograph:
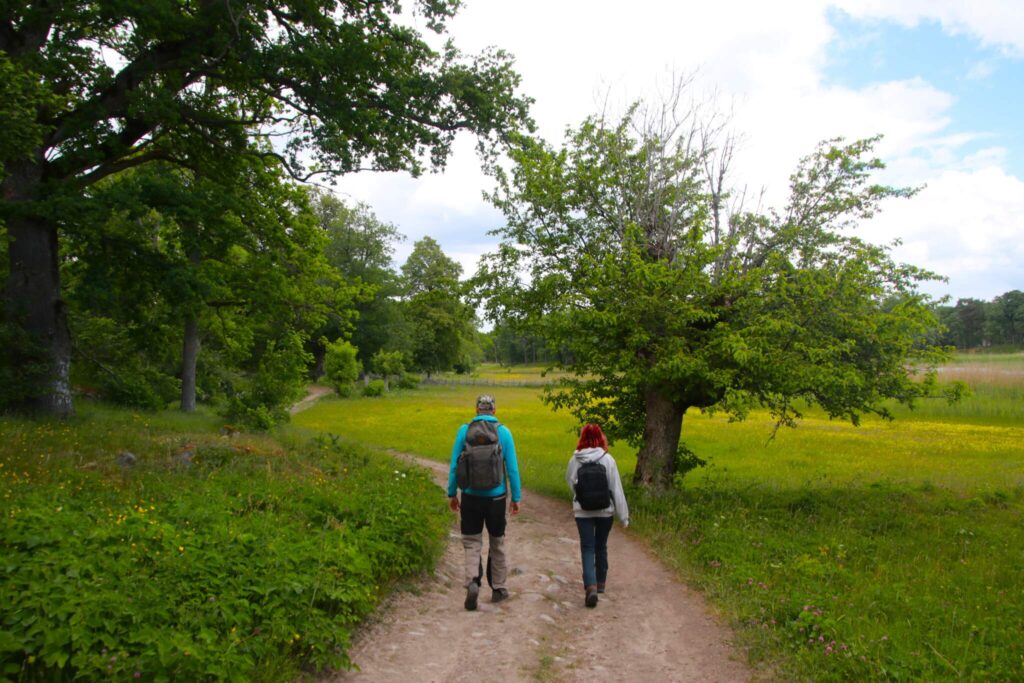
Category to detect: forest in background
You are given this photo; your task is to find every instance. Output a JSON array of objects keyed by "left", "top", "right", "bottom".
[{"left": 932, "top": 292, "right": 1024, "bottom": 351}]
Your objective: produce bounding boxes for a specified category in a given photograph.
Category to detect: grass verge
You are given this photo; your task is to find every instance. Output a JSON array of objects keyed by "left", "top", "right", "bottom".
[{"left": 1, "top": 402, "right": 448, "bottom": 681}]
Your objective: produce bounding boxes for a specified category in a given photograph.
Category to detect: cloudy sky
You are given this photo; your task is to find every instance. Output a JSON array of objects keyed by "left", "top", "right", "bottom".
[{"left": 331, "top": 0, "right": 1023, "bottom": 302}]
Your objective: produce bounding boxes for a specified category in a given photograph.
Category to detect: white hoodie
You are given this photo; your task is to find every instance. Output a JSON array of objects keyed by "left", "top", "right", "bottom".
[{"left": 565, "top": 447, "right": 630, "bottom": 526}]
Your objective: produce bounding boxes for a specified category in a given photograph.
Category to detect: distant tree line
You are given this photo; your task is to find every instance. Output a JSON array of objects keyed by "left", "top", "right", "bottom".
[
  {"left": 933, "top": 291, "right": 1024, "bottom": 350},
  {"left": 480, "top": 325, "right": 568, "bottom": 367}
]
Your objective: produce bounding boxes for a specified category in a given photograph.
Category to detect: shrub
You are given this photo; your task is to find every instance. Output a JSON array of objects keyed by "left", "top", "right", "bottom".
[
  {"left": 323, "top": 339, "right": 361, "bottom": 397},
  {"left": 395, "top": 373, "right": 421, "bottom": 390},
  {"left": 362, "top": 379, "right": 386, "bottom": 397},
  {"left": 69, "top": 315, "right": 180, "bottom": 411},
  {"left": 370, "top": 350, "right": 406, "bottom": 380},
  {"left": 224, "top": 332, "right": 309, "bottom": 429}
]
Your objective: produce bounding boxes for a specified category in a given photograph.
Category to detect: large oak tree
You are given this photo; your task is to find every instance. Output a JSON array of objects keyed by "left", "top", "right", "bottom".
[
  {"left": 0, "top": 0, "right": 530, "bottom": 415},
  {"left": 478, "top": 95, "right": 949, "bottom": 488}
]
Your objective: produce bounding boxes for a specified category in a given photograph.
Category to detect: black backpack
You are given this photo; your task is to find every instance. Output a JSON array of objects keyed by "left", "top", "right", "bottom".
[
  {"left": 456, "top": 420, "right": 504, "bottom": 490},
  {"left": 574, "top": 452, "right": 611, "bottom": 510}
]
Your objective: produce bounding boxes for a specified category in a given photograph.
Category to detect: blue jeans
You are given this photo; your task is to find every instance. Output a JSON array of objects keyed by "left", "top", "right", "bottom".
[{"left": 575, "top": 516, "right": 614, "bottom": 587}]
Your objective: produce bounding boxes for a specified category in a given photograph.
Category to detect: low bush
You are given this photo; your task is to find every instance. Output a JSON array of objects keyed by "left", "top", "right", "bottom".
[
  {"left": 222, "top": 333, "right": 310, "bottom": 430},
  {"left": 0, "top": 407, "right": 448, "bottom": 681},
  {"left": 362, "top": 380, "right": 386, "bottom": 397},
  {"left": 395, "top": 373, "right": 421, "bottom": 390},
  {"left": 323, "top": 340, "right": 361, "bottom": 397}
]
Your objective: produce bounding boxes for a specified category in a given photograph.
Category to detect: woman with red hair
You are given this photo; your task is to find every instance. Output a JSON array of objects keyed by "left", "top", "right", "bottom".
[{"left": 565, "top": 423, "right": 630, "bottom": 608}]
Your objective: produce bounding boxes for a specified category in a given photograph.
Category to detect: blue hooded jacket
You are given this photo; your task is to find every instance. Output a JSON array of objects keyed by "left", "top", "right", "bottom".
[{"left": 446, "top": 415, "right": 521, "bottom": 501}]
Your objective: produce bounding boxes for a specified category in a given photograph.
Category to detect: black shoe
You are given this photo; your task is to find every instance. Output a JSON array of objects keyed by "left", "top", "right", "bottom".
[
  {"left": 491, "top": 588, "right": 510, "bottom": 603},
  {"left": 585, "top": 587, "right": 599, "bottom": 608},
  {"left": 597, "top": 583, "right": 606, "bottom": 594},
  {"left": 464, "top": 582, "right": 479, "bottom": 611}
]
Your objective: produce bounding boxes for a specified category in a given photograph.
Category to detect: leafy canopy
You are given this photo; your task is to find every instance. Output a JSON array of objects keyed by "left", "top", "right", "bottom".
[
  {"left": 478, "top": 98, "right": 949, "bottom": 484},
  {"left": 402, "top": 236, "right": 474, "bottom": 374},
  {"left": 1, "top": 0, "right": 532, "bottom": 190}
]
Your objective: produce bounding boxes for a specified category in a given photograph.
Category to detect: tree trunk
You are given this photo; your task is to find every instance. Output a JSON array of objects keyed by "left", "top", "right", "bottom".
[
  {"left": 180, "top": 315, "right": 200, "bottom": 412},
  {"left": 633, "top": 387, "right": 687, "bottom": 488},
  {"left": 310, "top": 341, "right": 326, "bottom": 380},
  {"left": 3, "top": 160, "right": 74, "bottom": 416}
]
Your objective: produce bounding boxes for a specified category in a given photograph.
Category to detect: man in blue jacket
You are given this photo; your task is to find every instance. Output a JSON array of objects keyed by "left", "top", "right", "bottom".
[{"left": 447, "top": 394, "right": 522, "bottom": 610}]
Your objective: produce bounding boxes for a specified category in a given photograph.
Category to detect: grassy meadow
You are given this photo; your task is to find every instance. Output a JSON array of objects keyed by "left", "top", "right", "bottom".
[
  {"left": 0, "top": 403, "right": 448, "bottom": 680},
  {"left": 294, "top": 355, "right": 1024, "bottom": 681}
]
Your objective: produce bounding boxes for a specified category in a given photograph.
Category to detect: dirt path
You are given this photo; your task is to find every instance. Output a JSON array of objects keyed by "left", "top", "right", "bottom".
[
  {"left": 290, "top": 385, "right": 333, "bottom": 414},
  {"left": 327, "top": 455, "right": 751, "bottom": 683}
]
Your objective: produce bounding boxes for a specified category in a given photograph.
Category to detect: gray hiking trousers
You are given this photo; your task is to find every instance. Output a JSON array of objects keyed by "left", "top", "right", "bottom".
[{"left": 459, "top": 493, "right": 508, "bottom": 589}]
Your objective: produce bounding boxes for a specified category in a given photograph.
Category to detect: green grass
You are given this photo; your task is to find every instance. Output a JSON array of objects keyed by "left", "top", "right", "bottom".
[
  {"left": 295, "top": 384, "right": 583, "bottom": 497},
  {"left": 1, "top": 402, "right": 448, "bottom": 681},
  {"left": 296, "top": 378, "right": 1024, "bottom": 681}
]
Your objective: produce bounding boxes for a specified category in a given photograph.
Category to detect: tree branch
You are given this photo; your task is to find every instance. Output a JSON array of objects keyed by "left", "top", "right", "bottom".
[
  {"left": 72, "top": 149, "right": 180, "bottom": 187},
  {"left": 45, "top": 38, "right": 202, "bottom": 150}
]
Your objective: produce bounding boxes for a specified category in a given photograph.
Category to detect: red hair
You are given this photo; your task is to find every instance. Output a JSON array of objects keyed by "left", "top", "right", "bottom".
[{"left": 576, "top": 423, "right": 608, "bottom": 451}]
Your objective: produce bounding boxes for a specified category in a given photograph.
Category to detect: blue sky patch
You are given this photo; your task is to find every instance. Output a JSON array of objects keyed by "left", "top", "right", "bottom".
[{"left": 824, "top": 9, "right": 1023, "bottom": 177}]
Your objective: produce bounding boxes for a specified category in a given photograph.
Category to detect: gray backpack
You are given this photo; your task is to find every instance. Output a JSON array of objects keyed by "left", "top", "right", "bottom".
[{"left": 456, "top": 420, "right": 504, "bottom": 490}]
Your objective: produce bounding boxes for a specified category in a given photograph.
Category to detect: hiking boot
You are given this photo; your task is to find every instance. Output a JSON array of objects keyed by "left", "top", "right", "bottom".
[
  {"left": 585, "top": 586, "right": 599, "bottom": 608},
  {"left": 597, "top": 582, "right": 606, "bottom": 594},
  {"left": 464, "top": 582, "right": 480, "bottom": 611},
  {"left": 491, "top": 588, "right": 510, "bottom": 604}
]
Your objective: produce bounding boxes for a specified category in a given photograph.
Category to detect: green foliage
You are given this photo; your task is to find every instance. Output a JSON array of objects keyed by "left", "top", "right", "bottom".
[
  {"left": 0, "top": 310, "right": 50, "bottom": 411},
  {"left": 310, "top": 191, "right": 406, "bottom": 367},
  {"left": 0, "top": 406, "right": 448, "bottom": 681},
  {"left": 479, "top": 97, "right": 948, "bottom": 486},
  {"left": 395, "top": 373, "right": 422, "bottom": 390},
  {"left": 0, "top": 53, "right": 60, "bottom": 175},
  {"left": 402, "top": 236, "right": 463, "bottom": 297},
  {"left": 316, "top": 192, "right": 404, "bottom": 286},
  {"left": 362, "top": 380, "right": 387, "bottom": 397},
  {"left": 672, "top": 444, "right": 707, "bottom": 485},
  {"left": 62, "top": 161, "right": 341, "bottom": 419},
  {"left": 402, "top": 237, "right": 476, "bottom": 375},
  {"left": 933, "top": 290, "right": 1024, "bottom": 349},
  {"left": 371, "top": 350, "right": 408, "bottom": 380},
  {"left": 70, "top": 315, "right": 180, "bottom": 410},
  {"left": 323, "top": 340, "right": 362, "bottom": 396},
  {"left": 2, "top": 0, "right": 532, "bottom": 415},
  {"left": 225, "top": 333, "right": 311, "bottom": 430},
  {"left": 1, "top": 0, "right": 531, "bottom": 187}
]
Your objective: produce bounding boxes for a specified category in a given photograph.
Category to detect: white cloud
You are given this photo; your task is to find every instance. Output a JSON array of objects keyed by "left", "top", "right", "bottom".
[
  {"left": 836, "top": 0, "right": 1024, "bottom": 56},
  {"left": 328, "top": 0, "right": 1023, "bottom": 300},
  {"left": 966, "top": 59, "right": 997, "bottom": 80},
  {"left": 863, "top": 166, "right": 1024, "bottom": 298}
]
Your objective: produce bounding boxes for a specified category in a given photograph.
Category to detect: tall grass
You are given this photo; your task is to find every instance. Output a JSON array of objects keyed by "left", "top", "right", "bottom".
[{"left": 295, "top": 372, "right": 1024, "bottom": 681}]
